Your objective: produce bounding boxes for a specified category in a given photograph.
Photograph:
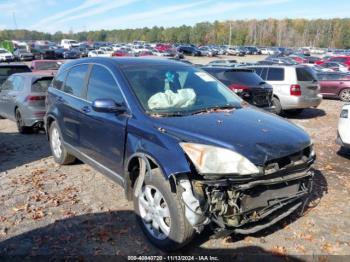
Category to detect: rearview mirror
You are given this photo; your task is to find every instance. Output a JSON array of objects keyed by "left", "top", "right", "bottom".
[{"left": 92, "top": 99, "right": 126, "bottom": 113}]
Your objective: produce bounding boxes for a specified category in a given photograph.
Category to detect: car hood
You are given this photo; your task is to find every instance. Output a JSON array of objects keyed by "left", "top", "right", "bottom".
[{"left": 152, "top": 107, "right": 311, "bottom": 166}]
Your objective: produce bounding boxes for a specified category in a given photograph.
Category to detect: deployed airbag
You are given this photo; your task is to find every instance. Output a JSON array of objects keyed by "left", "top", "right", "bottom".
[{"left": 148, "top": 89, "right": 196, "bottom": 110}]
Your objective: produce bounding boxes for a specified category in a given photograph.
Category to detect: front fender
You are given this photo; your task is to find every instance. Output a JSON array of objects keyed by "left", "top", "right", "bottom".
[{"left": 125, "top": 131, "right": 191, "bottom": 179}]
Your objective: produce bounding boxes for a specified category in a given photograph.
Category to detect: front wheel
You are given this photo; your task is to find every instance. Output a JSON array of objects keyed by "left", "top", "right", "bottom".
[
  {"left": 339, "top": 88, "right": 350, "bottom": 102},
  {"left": 133, "top": 168, "right": 194, "bottom": 251}
]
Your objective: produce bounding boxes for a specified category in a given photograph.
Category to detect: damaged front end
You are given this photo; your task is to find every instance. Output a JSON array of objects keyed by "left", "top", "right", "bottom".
[{"left": 178, "top": 145, "right": 315, "bottom": 236}]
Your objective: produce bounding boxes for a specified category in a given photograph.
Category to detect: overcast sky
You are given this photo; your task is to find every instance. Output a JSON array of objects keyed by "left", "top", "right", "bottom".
[{"left": 0, "top": 0, "right": 349, "bottom": 33}]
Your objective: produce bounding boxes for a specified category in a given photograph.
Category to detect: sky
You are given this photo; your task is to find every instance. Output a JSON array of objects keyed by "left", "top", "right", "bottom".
[{"left": 0, "top": 0, "right": 350, "bottom": 33}]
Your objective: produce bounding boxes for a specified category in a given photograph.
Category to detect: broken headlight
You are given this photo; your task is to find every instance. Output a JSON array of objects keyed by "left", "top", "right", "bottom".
[{"left": 180, "top": 143, "right": 260, "bottom": 175}]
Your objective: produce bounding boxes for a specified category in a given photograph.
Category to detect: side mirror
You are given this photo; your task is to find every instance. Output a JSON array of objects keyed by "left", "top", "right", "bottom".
[{"left": 92, "top": 99, "right": 126, "bottom": 113}]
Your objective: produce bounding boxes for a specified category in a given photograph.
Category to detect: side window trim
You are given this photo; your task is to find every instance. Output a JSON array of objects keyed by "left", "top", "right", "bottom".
[{"left": 81, "top": 64, "right": 93, "bottom": 100}]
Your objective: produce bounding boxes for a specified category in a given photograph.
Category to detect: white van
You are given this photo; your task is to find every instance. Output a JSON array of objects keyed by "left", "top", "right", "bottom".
[
  {"left": 61, "top": 39, "right": 79, "bottom": 49},
  {"left": 247, "top": 65, "right": 322, "bottom": 115}
]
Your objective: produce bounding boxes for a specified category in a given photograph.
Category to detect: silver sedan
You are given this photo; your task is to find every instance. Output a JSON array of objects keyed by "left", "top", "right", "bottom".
[{"left": 0, "top": 73, "right": 53, "bottom": 133}]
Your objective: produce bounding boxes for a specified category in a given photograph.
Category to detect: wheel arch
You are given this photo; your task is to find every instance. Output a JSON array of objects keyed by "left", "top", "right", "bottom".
[{"left": 124, "top": 152, "right": 178, "bottom": 201}]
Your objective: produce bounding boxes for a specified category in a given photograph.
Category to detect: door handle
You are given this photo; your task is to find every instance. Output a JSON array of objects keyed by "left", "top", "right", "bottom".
[
  {"left": 340, "top": 82, "right": 344, "bottom": 84},
  {"left": 81, "top": 106, "right": 91, "bottom": 113}
]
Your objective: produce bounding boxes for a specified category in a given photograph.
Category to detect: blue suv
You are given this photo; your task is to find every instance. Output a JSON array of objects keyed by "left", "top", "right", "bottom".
[{"left": 45, "top": 57, "right": 316, "bottom": 250}]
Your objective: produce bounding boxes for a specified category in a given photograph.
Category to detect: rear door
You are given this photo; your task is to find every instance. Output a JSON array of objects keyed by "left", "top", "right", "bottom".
[
  {"left": 57, "top": 64, "right": 89, "bottom": 148},
  {"left": 79, "top": 64, "right": 128, "bottom": 175},
  {"left": 296, "top": 67, "right": 320, "bottom": 98},
  {"left": 318, "top": 74, "right": 348, "bottom": 96},
  {"left": 5, "top": 75, "right": 25, "bottom": 121},
  {"left": 0, "top": 76, "right": 14, "bottom": 118}
]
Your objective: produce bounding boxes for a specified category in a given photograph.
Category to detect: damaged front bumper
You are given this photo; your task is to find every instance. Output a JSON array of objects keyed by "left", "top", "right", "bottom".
[{"left": 179, "top": 166, "right": 314, "bottom": 236}]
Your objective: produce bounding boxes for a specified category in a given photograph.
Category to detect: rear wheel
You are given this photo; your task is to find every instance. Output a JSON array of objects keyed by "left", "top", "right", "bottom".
[
  {"left": 339, "top": 89, "right": 350, "bottom": 102},
  {"left": 15, "top": 109, "right": 32, "bottom": 134},
  {"left": 133, "top": 167, "right": 194, "bottom": 251},
  {"left": 49, "top": 121, "right": 76, "bottom": 165},
  {"left": 272, "top": 97, "right": 283, "bottom": 115}
]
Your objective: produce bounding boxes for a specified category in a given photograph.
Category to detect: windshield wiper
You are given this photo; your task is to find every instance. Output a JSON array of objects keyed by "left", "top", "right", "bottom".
[
  {"left": 148, "top": 111, "right": 188, "bottom": 117},
  {"left": 189, "top": 105, "right": 238, "bottom": 115}
]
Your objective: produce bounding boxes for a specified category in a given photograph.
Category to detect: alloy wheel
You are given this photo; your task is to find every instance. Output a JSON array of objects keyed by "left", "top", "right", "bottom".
[
  {"left": 138, "top": 185, "right": 171, "bottom": 240},
  {"left": 51, "top": 127, "right": 62, "bottom": 158}
]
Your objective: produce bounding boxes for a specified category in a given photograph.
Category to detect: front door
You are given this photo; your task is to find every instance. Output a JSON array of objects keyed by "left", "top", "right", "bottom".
[{"left": 79, "top": 64, "right": 128, "bottom": 175}]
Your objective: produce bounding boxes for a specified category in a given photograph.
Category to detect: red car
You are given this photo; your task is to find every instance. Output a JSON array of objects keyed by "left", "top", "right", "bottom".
[
  {"left": 289, "top": 55, "right": 308, "bottom": 64},
  {"left": 155, "top": 44, "right": 172, "bottom": 52},
  {"left": 30, "top": 60, "right": 61, "bottom": 75},
  {"left": 317, "top": 56, "right": 350, "bottom": 69},
  {"left": 112, "top": 50, "right": 129, "bottom": 57},
  {"left": 317, "top": 72, "right": 350, "bottom": 102}
]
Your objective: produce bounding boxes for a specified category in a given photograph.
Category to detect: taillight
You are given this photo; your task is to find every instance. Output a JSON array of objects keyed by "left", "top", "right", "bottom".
[
  {"left": 228, "top": 84, "right": 249, "bottom": 93},
  {"left": 26, "top": 95, "right": 46, "bottom": 102},
  {"left": 290, "top": 84, "right": 301, "bottom": 96}
]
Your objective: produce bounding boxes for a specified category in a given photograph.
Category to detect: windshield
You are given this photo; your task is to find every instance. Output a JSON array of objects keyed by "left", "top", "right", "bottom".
[
  {"left": 210, "top": 70, "right": 264, "bottom": 86},
  {"left": 31, "top": 77, "right": 53, "bottom": 92},
  {"left": 36, "top": 62, "right": 60, "bottom": 70},
  {"left": 0, "top": 66, "right": 31, "bottom": 76},
  {"left": 297, "top": 67, "right": 317, "bottom": 81},
  {"left": 121, "top": 64, "right": 242, "bottom": 115},
  {"left": 0, "top": 50, "right": 8, "bottom": 54}
]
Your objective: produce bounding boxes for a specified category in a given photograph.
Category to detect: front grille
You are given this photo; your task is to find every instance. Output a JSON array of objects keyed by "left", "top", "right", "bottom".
[
  {"left": 264, "top": 146, "right": 313, "bottom": 175},
  {"left": 248, "top": 89, "right": 272, "bottom": 107}
]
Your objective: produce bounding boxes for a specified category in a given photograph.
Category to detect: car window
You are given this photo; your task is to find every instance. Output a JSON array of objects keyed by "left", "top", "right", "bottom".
[
  {"left": 219, "top": 70, "right": 264, "bottom": 86},
  {"left": 53, "top": 69, "right": 68, "bottom": 90},
  {"left": 296, "top": 67, "right": 317, "bottom": 81},
  {"left": 319, "top": 74, "right": 346, "bottom": 81},
  {"left": 35, "top": 62, "right": 60, "bottom": 70},
  {"left": 63, "top": 64, "right": 88, "bottom": 97},
  {"left": 86, "top": 65, "right": 124, "bottom": 103},
  {"left": 0, "top": 66, "right": 31, "bottom": 77},
  {"left": 267, "top": 68, "right": 284, "bottom": 81},
  {"left": 12, "top": 76, "right": 25, "bottom": 91},
  {"left": 32, "top": 77, "right": 53, "bottom": 92},
  {"left": 331, "top": 57, "right": 347, "bottom": 63},
  {"left": 0, "top": 77, "right": 14, "bottom": 91},
  {"left": 253, "top": 68, "right": 263, "bottom": 76}
]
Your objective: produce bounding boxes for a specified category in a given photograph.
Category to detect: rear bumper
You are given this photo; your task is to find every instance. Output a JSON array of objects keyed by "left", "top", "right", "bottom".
[
  {"left": 336, "top": 132, "right": 350, "bottom": 148},
  {"left": 282, "top": 95, "right": 322, "bottom": 110},
  {"left": 22, "top": 109, "right": 45, "bottom": 128}
]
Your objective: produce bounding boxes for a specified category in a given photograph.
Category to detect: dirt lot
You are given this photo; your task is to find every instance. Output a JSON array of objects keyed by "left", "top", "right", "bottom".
[{"left": 0, "top": 58, "right": 350, "bottom": 259}]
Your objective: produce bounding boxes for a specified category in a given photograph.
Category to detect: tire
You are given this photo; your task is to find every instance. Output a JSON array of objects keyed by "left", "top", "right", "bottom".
[
  {"left": 339, "top": 88, "right": 350, "bottom": 102},
  {"left": 272, "top": 97, "right": 283, "bottom": 115},
  {"left": 15, "top": 109, "right": 32, "bottom": 134},
  {"left": 49, "top": 121, "right": 76, "bottom": 165},
  {"left": 133, "top": 167, "right": 195, "bottom": 251}
]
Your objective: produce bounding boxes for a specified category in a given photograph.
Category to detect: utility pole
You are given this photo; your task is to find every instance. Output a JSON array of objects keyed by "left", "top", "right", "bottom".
[
  {"left": 12, "top": 12, "right": 18, "bottom": 30},
  {"left": 229, "top": 23, "right": 232, "bottom": 46}
]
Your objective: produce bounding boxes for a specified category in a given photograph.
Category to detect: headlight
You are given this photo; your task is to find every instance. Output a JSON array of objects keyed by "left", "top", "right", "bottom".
[{"left": 180, "top": 143, "right": 260, "bottom": 175}]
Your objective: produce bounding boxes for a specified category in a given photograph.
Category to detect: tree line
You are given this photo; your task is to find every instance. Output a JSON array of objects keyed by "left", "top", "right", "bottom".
[{"left": 1, "top": 18, "right": 350, "bottom": 48}]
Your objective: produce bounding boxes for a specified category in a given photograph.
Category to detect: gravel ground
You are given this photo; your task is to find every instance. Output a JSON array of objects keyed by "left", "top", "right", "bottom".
[{"left": 0, "top": 66, "right": 349, "bottom": 259}]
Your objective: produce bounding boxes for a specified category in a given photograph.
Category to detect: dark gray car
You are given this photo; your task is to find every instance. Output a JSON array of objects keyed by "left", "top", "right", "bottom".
[{"left": 0, "top": 73, "right": 53, "bottom": 133}]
